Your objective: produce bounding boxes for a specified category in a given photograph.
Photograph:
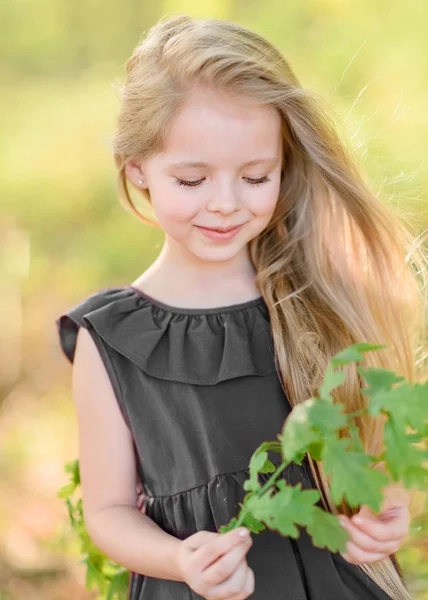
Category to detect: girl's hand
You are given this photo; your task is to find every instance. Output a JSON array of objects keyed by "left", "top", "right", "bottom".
[
  {"left": 338, "top": 487, "right": 411, "bottom": 565},
  {"left": 176, "top": 528, "right": 254, "bottom": 600}
]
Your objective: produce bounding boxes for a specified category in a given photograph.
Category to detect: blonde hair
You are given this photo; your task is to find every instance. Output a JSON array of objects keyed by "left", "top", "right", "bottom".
[{"left": 110, "top": 14, "right": 427, "bottom": 599}]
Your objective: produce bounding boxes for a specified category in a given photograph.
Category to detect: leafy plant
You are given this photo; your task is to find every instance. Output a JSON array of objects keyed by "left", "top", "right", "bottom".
[
  {"left": 57, "top": 460, "right": 130, "bottom": 599},
  {"left": 219, "top": 343, "right": 428, "bottom": 554},
  {"left": 57, "top": 342, "right": 428, "bottom": 598}
]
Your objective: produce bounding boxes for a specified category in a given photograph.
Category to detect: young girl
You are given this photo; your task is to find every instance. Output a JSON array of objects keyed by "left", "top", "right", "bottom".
[{"left": 56, "top": 14, "right": 426, "bottom": 600}]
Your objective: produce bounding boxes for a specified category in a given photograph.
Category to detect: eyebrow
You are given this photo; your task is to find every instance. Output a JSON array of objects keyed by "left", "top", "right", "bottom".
[{"left": 168, "top": 157, "right": 278, "bottom": 169}]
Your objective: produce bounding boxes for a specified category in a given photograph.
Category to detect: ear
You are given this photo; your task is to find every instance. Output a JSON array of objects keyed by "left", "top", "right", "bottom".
[{"left": 124, "top": 159, "right": 149, "bottom": 189}]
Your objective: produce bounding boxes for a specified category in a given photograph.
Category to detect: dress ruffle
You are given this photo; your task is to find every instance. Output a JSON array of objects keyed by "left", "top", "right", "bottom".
[
  {"left": 56, "top": 286, "right": 277, "bottom": 385},
  {"left": 142, "top": 459, "right": 316, "bottom": 540}
]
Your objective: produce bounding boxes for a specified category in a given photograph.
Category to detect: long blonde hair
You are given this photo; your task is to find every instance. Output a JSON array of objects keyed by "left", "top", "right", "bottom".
[{"left": 110, "top": 14, "right": 427, "bottom": 599}]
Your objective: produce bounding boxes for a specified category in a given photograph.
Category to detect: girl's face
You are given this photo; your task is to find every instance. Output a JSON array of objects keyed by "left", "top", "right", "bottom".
[{"left": 126, "top": 86, "right": 283, "bottom": 264}]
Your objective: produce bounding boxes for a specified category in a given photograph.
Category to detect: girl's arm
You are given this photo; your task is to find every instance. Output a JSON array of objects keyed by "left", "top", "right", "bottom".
[
  {"left": 72, "top": 327, "right": 184, "bottom": 581},
  {"left": 84, "top": 504, "right": 183, "bottom": 581}
]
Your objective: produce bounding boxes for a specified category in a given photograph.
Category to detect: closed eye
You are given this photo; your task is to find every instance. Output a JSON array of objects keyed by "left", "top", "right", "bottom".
[{"left": 175, "top": 176, "right": 271, "bottom": 188}]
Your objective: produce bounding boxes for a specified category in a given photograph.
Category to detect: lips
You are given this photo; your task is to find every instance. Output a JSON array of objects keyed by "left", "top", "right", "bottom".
[
  {"left": 198, "top": 225, "right": 241, "bottom": 232},
  {"left": 195, "top": 223, "right": 244, "bottom": 241}
]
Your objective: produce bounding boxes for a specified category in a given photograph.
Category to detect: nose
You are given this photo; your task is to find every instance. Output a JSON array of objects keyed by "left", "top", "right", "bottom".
[{"left": 206, "top": 180, "right": 242, "bottom": 214}]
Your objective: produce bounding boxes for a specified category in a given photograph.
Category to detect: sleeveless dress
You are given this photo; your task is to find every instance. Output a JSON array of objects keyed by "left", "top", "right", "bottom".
[{"left": 55, "top": 285, "right": 397, "bottom": 600}]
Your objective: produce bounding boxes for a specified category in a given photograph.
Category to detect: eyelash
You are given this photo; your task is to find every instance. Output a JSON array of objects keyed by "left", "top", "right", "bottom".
[{"left": 175, "top": 176, "right": 271, "bottom": 188}]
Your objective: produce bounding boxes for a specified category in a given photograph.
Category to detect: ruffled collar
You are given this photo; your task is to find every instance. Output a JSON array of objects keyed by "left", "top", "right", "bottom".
[{"left": 78, "top": 286, "right": 277, "bottom": 385}]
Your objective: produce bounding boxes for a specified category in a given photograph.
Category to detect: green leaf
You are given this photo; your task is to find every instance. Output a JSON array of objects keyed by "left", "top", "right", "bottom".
[
  {"left": 305, "top": 506, "right": 349, "bottom": 553},
  {"left": 84, "top": 559, "right": 108, "bottom": 593},
  {"left": 106, "top": 568, "right": 130, "bottom": 599},
  {"left": 281, "top": 398, "right": 347, "bottom": 464},
  {"left": 63, "top": 459, "right": 81, "bottom": 485},
  {"left": 307, "top": 440, "right": 324, "bottom": 461},
  {"left": 383, "top": 420, "right": 428, "bottom": 488},
  {"left": 319, "top": 343, "right": 385, "bottom": 401},
  {"left": 307, "top": 400, "right": 348, "bottom": 434},
  {"left": 367, "top": 380, "right": 428, "bottom": 440},
  {"left": 406, "top": 381, "right": 428, "bottom": 436},
  {"left": 322, "top": 436, "right": 390, "bottom": 511},
  {"left": 331, "top": 343, "right": 385, "bottom": 366},
  {"left": 258, "top": 440, "right": 282, "bottom": 454},
  {"left": 319, "top": 365, "right": 345, "bottom": 401},
  {"left": 280, "top": 400, "right": 322, "bottom": 464},
  {"left": 246, "top": 481, "right": 320, "bottom": 538},
  {"left": 218, "top": 517, "right": 240, "bottom": 534},
  {"left": 219, "top": 511, "right": 267, "bottom": 535},
  {"left": 244, "top": 448, "right": 276, "bottom": 492},
  {"left": 347, "top": 422, "right": 365, "bottom": 453},
  {"left": 57, "top": 482, "right": 77, "bottom": 499},
  {"left": 358, "top": 366, "right": 405, "bottom": 397},
  {"left": 241, "top": 511, "right": 266, "bottom": 534}
]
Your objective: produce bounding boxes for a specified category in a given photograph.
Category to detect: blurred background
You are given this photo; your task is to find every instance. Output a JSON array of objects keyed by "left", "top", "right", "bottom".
[{"left": 1, "top": 0, "right": 427, "bottom": 598}]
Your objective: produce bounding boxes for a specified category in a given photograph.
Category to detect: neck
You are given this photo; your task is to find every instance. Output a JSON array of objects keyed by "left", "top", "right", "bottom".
[{"left": 134, "top": 236, "right": 260, "bottom": 302}]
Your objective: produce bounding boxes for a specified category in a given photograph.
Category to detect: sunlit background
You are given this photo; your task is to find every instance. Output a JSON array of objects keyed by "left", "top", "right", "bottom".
[{"left": 1, "top": 0, "right": 427, "bottom": 598}]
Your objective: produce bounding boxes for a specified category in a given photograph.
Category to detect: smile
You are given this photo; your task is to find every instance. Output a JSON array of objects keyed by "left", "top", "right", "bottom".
[{"left": 195, "top": 224, "right": 244, "bottom": 241}]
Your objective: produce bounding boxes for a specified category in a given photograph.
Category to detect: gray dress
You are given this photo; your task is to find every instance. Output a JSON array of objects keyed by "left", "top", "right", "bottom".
[{"left": 56, "top": 286, "right": 399, "bottom": 599}]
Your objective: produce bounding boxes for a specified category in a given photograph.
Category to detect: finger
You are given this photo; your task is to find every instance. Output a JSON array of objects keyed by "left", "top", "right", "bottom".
[
  {"left": 185, "top": 531, "right": 220, "bottom": 552},
  {"left": 349, "top": 508, "right": 409, "bottom": 542},
  {"left": 339, "top": 517, "right": 403, "bottom": 555},
  {"left": 340, "top": 541, "right": 392, "bottom": 565},
  {"left": 193, "top": 528, "right": 251, "bottom": 572},
  {"left": 203, "top": 535, "right": 253, "bottom": 586},
  {"left": 209, "top": 559, "right": 249, "bottom": 599},
  {"left": 228, "top": 566, "right": 255, "bottom": 600}
]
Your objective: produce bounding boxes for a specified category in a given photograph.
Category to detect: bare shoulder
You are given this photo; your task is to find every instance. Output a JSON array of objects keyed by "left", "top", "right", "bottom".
[{"left": 71, "top": 327, "right": 138, "bottom": 526}]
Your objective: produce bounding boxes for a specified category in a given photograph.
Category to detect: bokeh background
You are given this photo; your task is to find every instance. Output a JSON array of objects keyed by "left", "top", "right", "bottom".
[{"left": 1, "top": 0, "right": 427, "bottom": 598}]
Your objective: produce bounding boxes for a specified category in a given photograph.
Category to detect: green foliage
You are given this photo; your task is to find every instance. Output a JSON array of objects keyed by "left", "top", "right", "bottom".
[
  {"left": 58, "top": 343, "right": 428, "bottom": 598},
  {"left": 57, "top": 460, "right": 130, "bottom": 600},
  {"left": 219, "top": 343, "right": 428, "bottom": 555}
]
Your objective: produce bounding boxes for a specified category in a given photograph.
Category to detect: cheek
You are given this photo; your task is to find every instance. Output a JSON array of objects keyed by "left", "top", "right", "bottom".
[
  {"left": 151, "top": 194, "right": 200, "bottom": 226},
  {"left": 248, "top": 189, "right": 279, "bottom": 220}
]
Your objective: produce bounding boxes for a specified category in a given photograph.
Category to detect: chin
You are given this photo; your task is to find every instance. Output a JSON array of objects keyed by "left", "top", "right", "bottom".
[{"left": 189, "top": 242, "right": 247, "bottom": 262}]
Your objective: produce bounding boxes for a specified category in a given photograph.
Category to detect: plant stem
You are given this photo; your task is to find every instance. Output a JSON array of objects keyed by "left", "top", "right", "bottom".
[
  {"left": 234, "top": 459, "right": 290, "bottom": 528},
  {"left": 233, "top": 407, "right": 369, "bottom": 529}
]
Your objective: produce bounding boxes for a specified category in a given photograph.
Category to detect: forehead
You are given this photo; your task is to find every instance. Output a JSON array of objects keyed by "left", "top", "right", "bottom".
[{"left": 159, "top": 87, "right": 283, "bottom": 164}]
